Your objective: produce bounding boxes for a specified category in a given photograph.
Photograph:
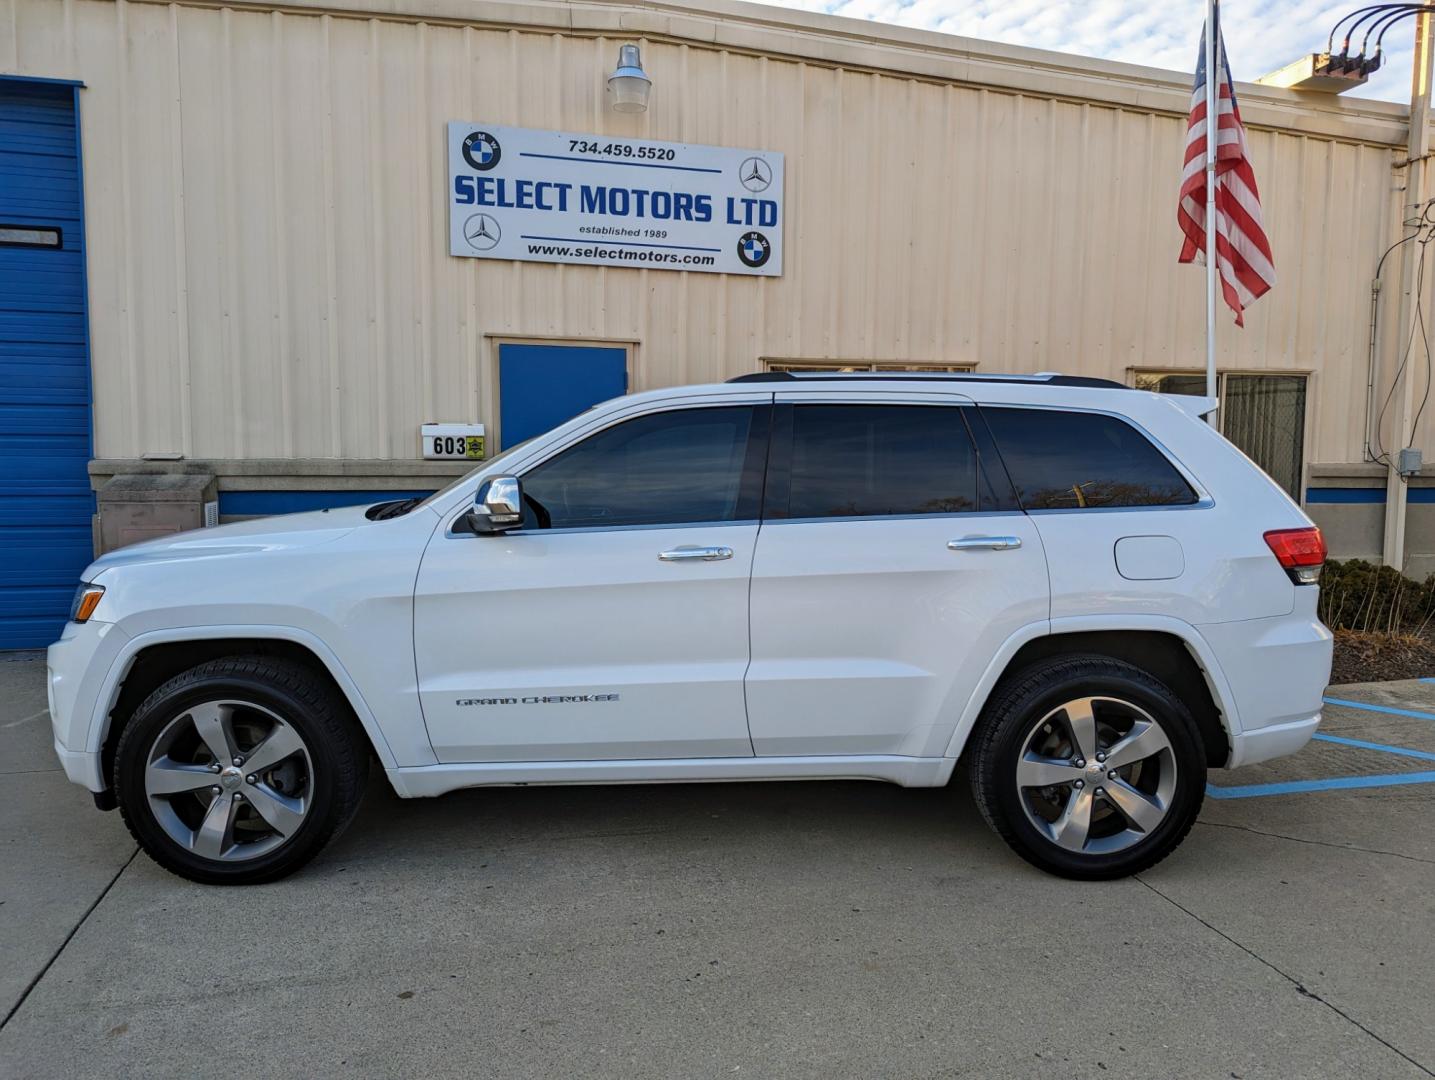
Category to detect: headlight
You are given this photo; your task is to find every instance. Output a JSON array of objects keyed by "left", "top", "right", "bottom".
[{"left": 70, "top": 583, "right": 106, "bottom": 623}]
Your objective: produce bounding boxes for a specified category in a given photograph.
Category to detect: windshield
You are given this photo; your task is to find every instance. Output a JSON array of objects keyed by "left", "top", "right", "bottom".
[{"left": 417, "top": 437, "right": 539, "bottom": 509}]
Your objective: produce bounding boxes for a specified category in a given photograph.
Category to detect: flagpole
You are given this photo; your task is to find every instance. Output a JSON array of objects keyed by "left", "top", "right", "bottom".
[{"left": 1204, "top": 0, "right": 1218, "bottom": 424}]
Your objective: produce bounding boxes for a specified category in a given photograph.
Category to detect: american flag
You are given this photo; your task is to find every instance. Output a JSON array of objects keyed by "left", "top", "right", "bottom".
[{"left": 1177, "top": 11, "right": 1275, "bottom": 327}]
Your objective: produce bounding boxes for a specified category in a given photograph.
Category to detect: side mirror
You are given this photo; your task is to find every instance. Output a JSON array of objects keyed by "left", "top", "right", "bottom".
[{"left": 464, "top": 475, "right": 524, "bottom": 534}]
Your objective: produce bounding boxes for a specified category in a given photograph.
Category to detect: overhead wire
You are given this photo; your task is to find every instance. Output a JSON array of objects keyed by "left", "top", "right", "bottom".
[
  {"left": 1375, "top": 5, "right": 1433, "bottom": 55},
  {"left": 1370, "top": 200, "right": 1435, "bottom": 471},
  {"left": 1364, "top": 7, "right": 1424, "bottom": 62},
  {"left": 1328, "top": 3, "right": 1431, "bottom": 72}
]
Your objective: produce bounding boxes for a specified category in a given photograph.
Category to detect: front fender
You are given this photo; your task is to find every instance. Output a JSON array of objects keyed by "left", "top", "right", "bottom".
[{"left": 84, "top": 624, "right": 408, "bottom": 771}]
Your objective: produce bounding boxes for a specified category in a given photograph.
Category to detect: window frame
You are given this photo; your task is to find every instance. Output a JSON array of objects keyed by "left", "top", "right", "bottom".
[
  {"left": 974, "top": 403, "right": 1212, "bottom": 514},
  {"left": 762, "top": 401, "right": 1020, "bottom": 522},
  {"left": 1130, "top": 368, "right": 1312, "bottom": 504},
  {"left": 503, "top": 402, "right": 774, "bottom": 534}
]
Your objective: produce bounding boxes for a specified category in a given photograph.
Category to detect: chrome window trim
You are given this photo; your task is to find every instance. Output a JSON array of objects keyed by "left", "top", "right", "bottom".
[
  {"left": 1023, "top": 498, "right": 1216, "bottom": 516},
  {"left": 444, "top": 518, "right": 760, "bottom": 540},
  {"left": 762, "top": 510, "right": 1029, "bottom": 527}
]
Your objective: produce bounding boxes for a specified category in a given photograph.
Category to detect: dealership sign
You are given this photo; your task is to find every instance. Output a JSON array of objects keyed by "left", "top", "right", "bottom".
[{"left": 447, "top": 123, "right": 783, "bottom": 277}]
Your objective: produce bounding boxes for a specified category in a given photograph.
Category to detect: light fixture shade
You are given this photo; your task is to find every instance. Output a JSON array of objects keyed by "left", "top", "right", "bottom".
[{"left": 608, "top": 43, "right": 652, "bottom": 113}]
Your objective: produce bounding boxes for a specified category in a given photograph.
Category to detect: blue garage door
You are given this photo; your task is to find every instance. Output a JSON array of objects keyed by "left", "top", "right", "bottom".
[
  {"left": 0, "top": 80, "right": 93, "bottom": 649},
  {"left": 499, "top": 344, "right": 628, "bottom": 448}
]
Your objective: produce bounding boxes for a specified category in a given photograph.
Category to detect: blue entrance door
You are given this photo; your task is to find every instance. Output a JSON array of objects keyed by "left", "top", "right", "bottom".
[
  {"left": 498, "top": 344, "right": 627, "bottom": 448},
  {"left": 0, "top": 80, "right": 93, "bottom": 649}
]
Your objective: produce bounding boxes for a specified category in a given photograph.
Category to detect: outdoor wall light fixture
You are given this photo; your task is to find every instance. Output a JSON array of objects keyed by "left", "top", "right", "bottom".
[{"left": 607, "top": 43, "right": 652, "bottom": 112}]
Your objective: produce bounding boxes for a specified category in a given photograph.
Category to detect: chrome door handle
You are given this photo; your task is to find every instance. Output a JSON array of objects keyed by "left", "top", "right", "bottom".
[
  {"left": 658, "top": 546, "right": 734, "bottom": 562},
  {"left": 947, "top": 536, "right": 1022, "bottom": 551}
]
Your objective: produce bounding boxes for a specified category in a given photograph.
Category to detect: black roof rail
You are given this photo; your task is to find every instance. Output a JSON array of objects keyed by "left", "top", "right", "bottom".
[{"left": 727, "top": 371, "right": 1129, "bottom": 390}]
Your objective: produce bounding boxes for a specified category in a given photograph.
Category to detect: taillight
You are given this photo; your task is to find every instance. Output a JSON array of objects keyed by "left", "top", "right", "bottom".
[{"left": 1263, "top": 527, "right": 1326, "bottom": 585}]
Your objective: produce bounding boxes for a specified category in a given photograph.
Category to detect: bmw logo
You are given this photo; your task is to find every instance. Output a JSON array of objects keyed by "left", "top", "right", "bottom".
[
  {"left": 462, "top": 130, "right": 502, "bottom": 171},
  {"left": 463, "top": 213, "right": 501, "bottom": 251},
  {"left": 737, "top": 231, "right": 771, "bottom": 268}
]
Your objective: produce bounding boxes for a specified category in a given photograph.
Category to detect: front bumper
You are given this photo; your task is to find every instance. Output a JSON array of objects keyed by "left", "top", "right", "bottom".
[{"left": 46, "top": 616, "right": 130, "bottom": 793}]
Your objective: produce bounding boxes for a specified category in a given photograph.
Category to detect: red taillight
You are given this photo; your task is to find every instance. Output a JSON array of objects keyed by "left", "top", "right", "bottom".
[{"left": 1263, "top": 527, "right": 1326, "bottom": 584}]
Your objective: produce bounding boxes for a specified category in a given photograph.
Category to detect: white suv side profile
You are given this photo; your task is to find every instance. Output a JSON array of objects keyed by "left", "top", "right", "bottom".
[{"left": 46, "top": 373, "right": 1333, "bottom": 884}]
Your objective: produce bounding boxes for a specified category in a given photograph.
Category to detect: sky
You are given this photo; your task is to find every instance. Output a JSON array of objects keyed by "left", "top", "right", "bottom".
[{"left": 760, "top": 0, "right": 1417, "bottom": 104}]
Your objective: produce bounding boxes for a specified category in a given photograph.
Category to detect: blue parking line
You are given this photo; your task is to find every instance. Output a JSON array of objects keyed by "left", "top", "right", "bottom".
[
  {"left": 1206, "top": 771, "right": 1435, "bottom": 799},
  {"left": 1322, "top": 696, "right": 1435, "bottom": 722},
  {"left": 1312, "top": 732, "right": 1435, "bottom": 762}
]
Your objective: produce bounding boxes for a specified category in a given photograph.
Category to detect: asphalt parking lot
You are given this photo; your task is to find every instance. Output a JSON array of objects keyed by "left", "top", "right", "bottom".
[{"left": 2, "top": 651, "right": 1433, "bottom": 1080}]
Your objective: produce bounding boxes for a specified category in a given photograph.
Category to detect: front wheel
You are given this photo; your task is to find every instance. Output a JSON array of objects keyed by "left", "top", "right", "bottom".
[
  {"left": 113, "top": 656, "right": 369, "bottom": 885},
  {"left": 969, "top": 655, "right": 1206, "bottom": 880}
]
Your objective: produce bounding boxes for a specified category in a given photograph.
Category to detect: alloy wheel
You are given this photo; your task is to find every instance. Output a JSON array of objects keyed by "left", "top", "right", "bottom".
[
  {"left": 1013, "top": 695, "right": 1177, "bottom": 855},
  {"left": 143, "top": 700, "right": 313, "bottom": 862}
]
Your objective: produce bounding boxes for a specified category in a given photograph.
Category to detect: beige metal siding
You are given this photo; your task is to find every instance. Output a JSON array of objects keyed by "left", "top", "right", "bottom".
[{"left": 0, "top": 0, "right": 1419, "bottom": 465}]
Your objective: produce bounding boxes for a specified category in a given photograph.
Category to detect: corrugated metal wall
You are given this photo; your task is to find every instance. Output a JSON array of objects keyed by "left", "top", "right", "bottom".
[{"left": 0, "top": 0, "right": 1418, "bottom": 465}]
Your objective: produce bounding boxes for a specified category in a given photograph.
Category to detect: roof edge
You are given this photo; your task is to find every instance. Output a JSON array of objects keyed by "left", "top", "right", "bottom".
[{"left": 127, "top": 0, "right": 1415, "bottom": 146}]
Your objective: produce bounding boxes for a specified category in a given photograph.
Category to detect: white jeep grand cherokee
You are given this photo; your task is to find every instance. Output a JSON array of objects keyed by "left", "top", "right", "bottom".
[{"left": 47, "top": 373, "right": 1333, "bottom": 884}]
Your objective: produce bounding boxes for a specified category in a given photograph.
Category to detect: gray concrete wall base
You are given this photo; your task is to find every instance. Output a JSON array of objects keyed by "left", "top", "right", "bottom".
[{"left": 88, "top": 458, "right": 473, "bottom": 492}]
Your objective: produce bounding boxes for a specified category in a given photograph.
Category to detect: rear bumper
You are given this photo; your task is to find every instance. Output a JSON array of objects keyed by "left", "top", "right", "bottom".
[
  {"left": 1226, "top": 712, "right": 1322, "bottom": 769},
  {"left": 1198, "top": 590, "right": 1332, "bottom": 770}
]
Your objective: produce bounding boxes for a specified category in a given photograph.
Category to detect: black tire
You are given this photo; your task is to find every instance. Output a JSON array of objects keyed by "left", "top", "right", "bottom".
[
  {"left": 969, "top": 655, "right": 1206, "bottom": 880},
  {"left": 113, "top": 656, "right": 369, "bottom": 885}
]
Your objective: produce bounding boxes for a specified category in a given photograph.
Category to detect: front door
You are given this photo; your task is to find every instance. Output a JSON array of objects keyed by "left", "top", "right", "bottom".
[
  {"left": 414, "top": 400, "right": 770, "bottom": 762},
  {"left": 498, "top": 343, "right": 628, "bottom": 448},
  {"left": 744, "top": 394, "right": 1050, "bottom": 758}
]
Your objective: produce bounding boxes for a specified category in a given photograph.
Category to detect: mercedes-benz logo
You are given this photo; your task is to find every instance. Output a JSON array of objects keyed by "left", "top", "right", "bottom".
[
  {"left": 464, "top": 213, "right": 501, "bottom": 251},
  {"left": 462, "top": 130, "right": 502, "bottom": 172},
  {"left": 738, "top": 156, "right": 772, "bottom": 193}
]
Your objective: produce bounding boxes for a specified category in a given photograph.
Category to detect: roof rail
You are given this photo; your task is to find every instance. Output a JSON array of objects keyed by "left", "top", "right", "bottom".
[{"left": 727, "top": 371, "right": 1128, "bottom": 389}]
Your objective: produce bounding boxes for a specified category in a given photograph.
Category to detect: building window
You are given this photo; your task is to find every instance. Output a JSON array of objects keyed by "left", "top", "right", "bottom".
[
  {"left": 1133, "top": 371, "right": 1307, "bottom": 499},
  {"left": 762, "top": 360, "right": 976, "bottom": 374}
]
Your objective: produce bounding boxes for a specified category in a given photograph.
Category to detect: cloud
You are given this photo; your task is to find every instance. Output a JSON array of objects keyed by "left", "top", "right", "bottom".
[{"left": 761, "top": 0, "right": 1414, "bottom": 103}]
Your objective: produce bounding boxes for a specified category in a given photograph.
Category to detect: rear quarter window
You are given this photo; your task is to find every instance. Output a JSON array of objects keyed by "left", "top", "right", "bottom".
[{"left": 981, "top": 407, "right": 1198, "bottom": 510}]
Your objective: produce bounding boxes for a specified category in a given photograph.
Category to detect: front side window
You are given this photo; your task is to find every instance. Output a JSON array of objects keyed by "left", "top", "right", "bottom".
[
  {"left": 982, "top": 407, "right": 1198, "bottom": 510},
  {"left": 772, "top": 404, "right": 993, "bottom": 518},
  {"left": 520, "top": 406, "right": 764, "bottom": 529}
]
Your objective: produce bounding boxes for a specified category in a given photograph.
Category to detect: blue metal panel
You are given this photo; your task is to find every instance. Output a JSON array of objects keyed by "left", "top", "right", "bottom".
[
  {"left": 498, "top": 344, "right": 628, "bottom": 448},
  {"left": 1304, "top": 487, "right": 1384, "bottom": 504},
  {"left": 0, "top": 80, "right": 93, "bottom": 650}
]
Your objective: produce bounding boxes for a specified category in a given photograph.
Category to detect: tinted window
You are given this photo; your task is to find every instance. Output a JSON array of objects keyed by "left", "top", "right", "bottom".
[
  {"left": 780, "top": 405, "right": 984, "bottom": 518},
  {"left": 982, "top": 407, "right": 1198, "bottom": 509},
  {"left": 521, "top": 407, "right": 760, "bottom": 529}
]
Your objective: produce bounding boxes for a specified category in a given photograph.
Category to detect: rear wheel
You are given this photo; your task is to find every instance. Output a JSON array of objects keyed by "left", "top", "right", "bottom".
[
  {"left": 114, "top": 656, "right": 368, "bottom": 885},
  {"left": 969, "top": 655, "right": 1206, "bottom": 879}
]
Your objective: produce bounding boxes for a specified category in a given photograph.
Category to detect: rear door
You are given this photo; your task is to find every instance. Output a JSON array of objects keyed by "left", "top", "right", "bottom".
[{"left": 744, "top": 392, "right": 1049, "bottom": 759}]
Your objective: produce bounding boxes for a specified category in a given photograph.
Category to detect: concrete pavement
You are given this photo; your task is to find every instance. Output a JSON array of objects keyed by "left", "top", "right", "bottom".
[{"left": 2, "top": 652, "right": 1432, "bottom": 1079}]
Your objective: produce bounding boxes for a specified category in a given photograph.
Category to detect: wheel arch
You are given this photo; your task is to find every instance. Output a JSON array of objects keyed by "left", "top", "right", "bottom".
[
  {"left": 90, "top": 627, "right": 401, "bottom": 795},
  {"left": 945, "top": 617, "right": 1237, "bottom": 768}
]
